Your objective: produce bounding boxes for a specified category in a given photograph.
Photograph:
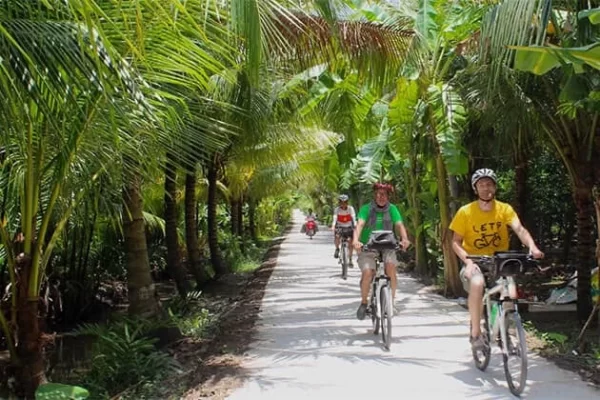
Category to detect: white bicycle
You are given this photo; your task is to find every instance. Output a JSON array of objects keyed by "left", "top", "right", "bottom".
[{"left": 468, "top": 252, "right": 540, "bottom": 396}]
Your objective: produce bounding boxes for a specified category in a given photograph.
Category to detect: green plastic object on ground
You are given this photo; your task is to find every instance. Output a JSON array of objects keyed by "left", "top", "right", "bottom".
[{"left": 35, "top": 383, "right": 90, "bottom": 400}]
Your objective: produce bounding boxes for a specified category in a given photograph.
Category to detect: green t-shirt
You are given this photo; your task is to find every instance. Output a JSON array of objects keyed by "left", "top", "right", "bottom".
[{"left": 357, "top": 203, "right": 403, "bottom": 244}]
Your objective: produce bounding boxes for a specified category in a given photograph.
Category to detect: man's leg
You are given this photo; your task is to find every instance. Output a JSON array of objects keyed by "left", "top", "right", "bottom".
[
  {"left": 468, "top": 275, "right": 485, "bottom": 337},
  {"left": 357, "top": 251, "right": 376, "bottom": 320},
  {"left": 333, "top": 233, "right": 340, "bottom": 258},
  {"left": 383, "top": 250, "right": 398, "bottom": 300},
  {"left": 461, "top": 267, "right": 485, "bottom": 349},
  {"left": 384, "top": 262, "right": 397, "bottom": 301}
]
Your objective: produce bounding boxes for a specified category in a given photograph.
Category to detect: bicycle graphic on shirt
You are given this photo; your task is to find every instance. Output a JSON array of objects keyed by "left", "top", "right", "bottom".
[{"left": 474, "top": 232, "right": 501, "bottom": 249}]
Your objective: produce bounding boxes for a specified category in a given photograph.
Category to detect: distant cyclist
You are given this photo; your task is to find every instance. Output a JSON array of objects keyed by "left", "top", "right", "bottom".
[
  {"left": 449, "top": 168, "right": 544, "bottom": 351},
  {"left": 331, "top": 194, "right": 357, "bottom": 266}
]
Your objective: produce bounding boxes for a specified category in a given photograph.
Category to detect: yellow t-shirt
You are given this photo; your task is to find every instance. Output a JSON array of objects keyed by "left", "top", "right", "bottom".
[{"left": 449, "top": 200, "right": 517, "bottom": 256}]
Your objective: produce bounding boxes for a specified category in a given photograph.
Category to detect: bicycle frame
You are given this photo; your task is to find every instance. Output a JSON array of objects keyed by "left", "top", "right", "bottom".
[
  {"left": 371, "top": 254, "right": 390, "bottom": 319},
  {"left": 483, "top": 275, "right": 518, "bottom": 356}
]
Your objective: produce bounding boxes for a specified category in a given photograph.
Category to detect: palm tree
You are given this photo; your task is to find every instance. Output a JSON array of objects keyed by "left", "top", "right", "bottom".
[{"left": 0, "top": 2, "right": 157, "bottom": 393}]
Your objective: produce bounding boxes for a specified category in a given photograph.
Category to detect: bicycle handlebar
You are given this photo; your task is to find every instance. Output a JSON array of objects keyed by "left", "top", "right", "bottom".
[
  {"left": 361, "top": 243, "right": 402, "bottom": 252},
  {"left": 467, "top": 253, "right": 545, "bottom": 275}
]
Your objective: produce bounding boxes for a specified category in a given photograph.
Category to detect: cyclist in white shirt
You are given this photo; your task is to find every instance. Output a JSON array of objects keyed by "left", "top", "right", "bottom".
[{"left": 331, "top": 194, "right": 357, "bottom": 266}]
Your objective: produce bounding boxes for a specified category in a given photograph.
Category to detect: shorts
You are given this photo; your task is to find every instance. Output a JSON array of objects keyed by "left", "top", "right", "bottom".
[
  {"left": 358, "top": 249, "right": 397, "bottom": 271},
  {"left": 336, "top": 226, "right": 354, "bottom": 238},
  {"left": 459, "top": 265, "right": 484, "bottom": 293}
]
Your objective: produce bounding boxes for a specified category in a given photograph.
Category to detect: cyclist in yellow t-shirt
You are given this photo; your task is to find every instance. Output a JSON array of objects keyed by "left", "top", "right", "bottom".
[{"left": 449, "top": 168, "right": 544, "bottom": 351}]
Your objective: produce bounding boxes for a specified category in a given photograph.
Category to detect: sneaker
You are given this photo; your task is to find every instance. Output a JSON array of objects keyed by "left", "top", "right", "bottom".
[
  {"left": 334, "top": 248, "right": 339, "bottom": 258},
  {"left": 349, "top": 261, "right": 354, "bottom": 268},
  {"left": 356, "top": 303, "right": 368, "bottom": 320},
  {"left": 470, "top": 335, "right": 486, "bottom": 351}
]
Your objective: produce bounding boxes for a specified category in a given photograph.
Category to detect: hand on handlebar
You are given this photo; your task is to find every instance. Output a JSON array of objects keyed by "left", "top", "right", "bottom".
[
  {"left": 400, "top": 238, "right": 411, "bottom": 251},
  {"left": 530, "top": 247, "right": 544, "bottom": 259},
  {"left": 352, "top": 239, "right": 362, "bottom": 251},
  {"left": 464, "top": 261, "right": 481, "bottom": 279}
]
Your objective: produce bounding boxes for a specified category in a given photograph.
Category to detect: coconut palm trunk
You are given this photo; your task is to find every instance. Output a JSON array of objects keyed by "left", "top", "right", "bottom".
[
  {"left": 207, "top": 159, "right": 228, "bottom": 276},
  {"left": 15, "top": 253, "right": 47, "bottom": 398},
  {"left": 231, "top": 198, "right": 240, "bottom": 236},
  {"left": 248, "top": 198, "right": 258, "bottom": 242},
  {"left": 573, "top": 178, "right": 595, "bottom": 322},
  {"left": 164, "top": 154, "right": 190, "bottom": 296},
  {"left": 185, "top": 171, "right": 211, "bottom": 286},
  {"left": 123, "top": 171, "right": 160, "bottom": 316}
]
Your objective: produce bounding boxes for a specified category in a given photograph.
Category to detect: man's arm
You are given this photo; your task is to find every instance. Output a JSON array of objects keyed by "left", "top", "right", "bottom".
[
  {"left": 352, "top": 218, "right": 365, "bottom": 249},
  {"left": 452, "top": 232, "right": 479, "bottom": 277},
  {"left": 452, "top": 232, "right": 472, "bottom": 265},
  {"left": 509, "top": 217, "right": 544, "bottom": 258},
  {"left": 394, "top": 221, "right": 411, "bottom": 250}
]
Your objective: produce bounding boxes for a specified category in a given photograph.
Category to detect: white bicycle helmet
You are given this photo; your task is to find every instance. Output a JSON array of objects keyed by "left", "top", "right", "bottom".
[
  {"left": 338, "top": 194, "right": 349, "bottom": 202},
  {"left": 471, "top": 168, "right": 497, "bottom": 190}
]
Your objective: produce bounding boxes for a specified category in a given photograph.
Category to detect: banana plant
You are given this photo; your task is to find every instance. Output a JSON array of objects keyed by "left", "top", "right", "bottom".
[{"left": 479, "top": 0, "right": 599, "bottom": 322}]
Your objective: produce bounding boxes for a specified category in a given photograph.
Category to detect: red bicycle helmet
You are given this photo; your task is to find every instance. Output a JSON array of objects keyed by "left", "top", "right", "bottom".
[{"left": 372, "top": 182, "right": 394, "bottom": 193}]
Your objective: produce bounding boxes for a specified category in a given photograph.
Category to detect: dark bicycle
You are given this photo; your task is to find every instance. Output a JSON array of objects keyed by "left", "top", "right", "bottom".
[
  {"left": 336, "top": 227, "right": 354, "bottom": 280},
  {"left": 467, "top": 251, "right": 541, "bottom": 396},
  {"left": 362, "top": 230, "right": 399, "bottom": 350}
]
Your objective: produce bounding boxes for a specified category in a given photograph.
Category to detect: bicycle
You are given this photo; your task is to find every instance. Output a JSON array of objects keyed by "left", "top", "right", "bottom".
[
  {"left": 467, "top": 251, "right": 540, "bottom": 396},
  {"left": 362, "top": 230, "right": 399, "bottom": 350},
  {"left": 336, "top": 227, "right": 353, "bottom": 280}
]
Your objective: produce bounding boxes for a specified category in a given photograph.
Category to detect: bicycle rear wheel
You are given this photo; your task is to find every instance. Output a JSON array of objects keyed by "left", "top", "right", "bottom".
[
  {"left": 503, "top": 310, "right": 528, "bottom": 396},
  {"left": 380, "top": 285, "right": 392, "bottom": 350},
  {"left": 341, "top": 242, "right": 348, "bottom": 280},
  {"left": 472, "top": 306, "right": 491, "bottom": 371}
]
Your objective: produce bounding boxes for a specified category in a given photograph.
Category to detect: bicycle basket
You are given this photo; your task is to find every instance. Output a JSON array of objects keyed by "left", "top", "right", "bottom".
[
  {"left": 493, "top": 252, "right": 531, "bottom": 277},
  {"left": 366, "top": 230, "right": 397, "bottom": 250}
]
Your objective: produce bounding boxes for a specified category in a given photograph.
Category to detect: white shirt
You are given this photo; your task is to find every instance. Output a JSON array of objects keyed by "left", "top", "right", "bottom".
[{"left": 331, "top": 206, "right": 356, "bottom": 229}]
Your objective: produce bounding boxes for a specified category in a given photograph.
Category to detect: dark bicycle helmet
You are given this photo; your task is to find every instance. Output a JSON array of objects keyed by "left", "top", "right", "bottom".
[{"left": 471, "top": 168, "right": 497, "bottom": 190}]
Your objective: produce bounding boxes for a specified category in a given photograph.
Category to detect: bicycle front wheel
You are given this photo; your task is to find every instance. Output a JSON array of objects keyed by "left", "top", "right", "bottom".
[
  {"left": 472, "top": 306, "right": 491, "bottom": 371},
  {"left": 503, "top": 310, "right": 528, "bottom": 396},
  {"left": 380, "top": 285, "right": 392, "bottom": 350}
]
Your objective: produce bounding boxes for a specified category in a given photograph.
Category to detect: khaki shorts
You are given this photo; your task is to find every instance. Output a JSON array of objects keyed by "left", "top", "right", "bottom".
[
  {"left": 358, "top": 250, "right": 397, "bottom": 271},
  {"left": 459, "top": 266, "right": 484, "bottom": 293}
]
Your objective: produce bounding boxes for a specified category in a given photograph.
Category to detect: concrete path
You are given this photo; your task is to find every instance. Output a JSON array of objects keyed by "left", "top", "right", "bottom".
[{"left": 228, "top": 210, "right": 598, "bottom": 399}]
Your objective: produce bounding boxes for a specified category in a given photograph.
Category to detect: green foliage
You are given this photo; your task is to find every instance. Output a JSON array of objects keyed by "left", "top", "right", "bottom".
[
  {"left": 35, "top": 383, "right": 89, "bottom": 400},
  {"left": 76, "top": 321, "right": 180, "bottom": 399}
]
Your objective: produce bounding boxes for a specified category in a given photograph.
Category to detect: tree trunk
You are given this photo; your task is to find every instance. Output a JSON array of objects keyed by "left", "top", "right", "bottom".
[
  {"left": 207, "top": 161, "right": 228, "bottom": 276},
  {"left": 185, "top": 172, "right": 211, "bottom": 287},
  {"left": 231, "top": 198, "right": 240, "bottom": 236},
  {"left": 436, "top": 154, "right": 462, "bottom": 297},
  {"left": 248, "top": 198, "right": 258, "bottom": 242},
  {"left": 511, "top": 160, "right": 529, "bottom": 249},
  {"left": 448, "top": 175, "right": 460, "bottom": 216},
  {"left": 16, "top": 254, "right": 47, "bottom": 398},
  {"left": 164, "top": 155, "right": 190, "bottom": 297},
  {"left": 573, "top": 183, "right": 595, "bottom": 323},
  {"left": 237, "top": 198, "right": 244, "bottom": 239},
  {"left": 408, "top": 155, "right": 428, "bottom": 276},
  {"left": 123, "top": 171, "right": 160, "bottom": 317}
]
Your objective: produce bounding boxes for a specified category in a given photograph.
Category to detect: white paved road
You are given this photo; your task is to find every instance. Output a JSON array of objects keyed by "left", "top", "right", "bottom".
[{"left": 228, "top": 211, "right": 598, "bottom": 399}]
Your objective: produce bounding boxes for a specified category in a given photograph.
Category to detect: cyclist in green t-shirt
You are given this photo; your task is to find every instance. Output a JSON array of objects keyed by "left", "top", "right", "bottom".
[{"left": 352, "top": 183, "right": 411, "bottom": 320}]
